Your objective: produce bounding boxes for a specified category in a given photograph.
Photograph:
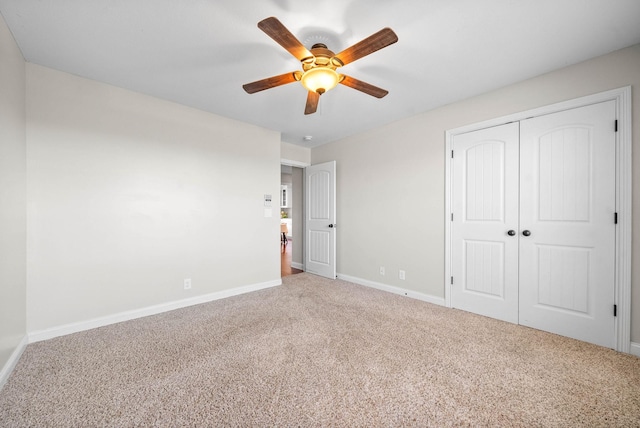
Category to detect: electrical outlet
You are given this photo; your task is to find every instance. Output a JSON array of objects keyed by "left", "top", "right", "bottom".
[
  {"left": 184, "top": 278, "right": 192, "bottom": 290},
  {"left": 380, "top": 266, "right": 385, "bottom": 276},
  {"left": 399, "top": 270, "right": 406, "bottom": 280}
]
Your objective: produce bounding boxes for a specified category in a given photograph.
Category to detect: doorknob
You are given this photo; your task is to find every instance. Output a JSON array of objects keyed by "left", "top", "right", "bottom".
[
  {"left": 522, "top": 230, "right": 531, "bottom": 237},
  {"left": 507, "top": 230, "right": 516, "bottom": 236},
  {"left": 328, "top": 224, "right": 334, "bottom": 228}
]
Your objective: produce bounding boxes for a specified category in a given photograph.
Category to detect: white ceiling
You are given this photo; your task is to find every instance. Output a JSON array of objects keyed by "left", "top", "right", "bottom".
[{"left": 1, "top": 0, "right": 639, "bottom": 148}]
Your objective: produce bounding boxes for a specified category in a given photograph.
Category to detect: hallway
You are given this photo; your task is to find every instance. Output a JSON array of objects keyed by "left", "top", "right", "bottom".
[{"left": 281, "top": 240, "right": 303, "bottom": 277}]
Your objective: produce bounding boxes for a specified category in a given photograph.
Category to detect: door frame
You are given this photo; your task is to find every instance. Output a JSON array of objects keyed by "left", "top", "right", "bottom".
[{"left": 444, "top": 86, "right": 632, "bottom": 353}]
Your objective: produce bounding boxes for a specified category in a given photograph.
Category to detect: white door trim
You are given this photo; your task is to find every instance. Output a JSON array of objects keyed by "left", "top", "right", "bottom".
[
  {"left": 280, "top": 158, "right": 311, "bottom": 168},
  {"left": 444, "top": 86, "right": 632, "bottom": 353}
]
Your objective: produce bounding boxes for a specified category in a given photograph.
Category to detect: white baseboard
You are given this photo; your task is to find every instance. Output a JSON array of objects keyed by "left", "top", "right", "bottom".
[
  {"left": 630, "top": 342, "right": 640, "bottom": 358},
  {"left": 0, "top": 335, "right": 28, "bottom": 390},
  {"left": 337, "top": 274, "right": 446, "bottom": 307},
  {"left": 291, "top": 262, "right": 304, "bottom": 270},
  {"left": 28, "top": 279, "right": 282, "bottom": 343}
]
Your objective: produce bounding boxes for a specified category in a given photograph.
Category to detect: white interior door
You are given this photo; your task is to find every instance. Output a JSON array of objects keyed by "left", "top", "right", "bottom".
[
  {"left": 519, "top": 101, "right": 616, "bottom": 348},
  {"left": 451, "top": 122, "right": 520, "bottom": 323},
  {"left": 305, "top": 161, "right": 336, "bottom": 279}
]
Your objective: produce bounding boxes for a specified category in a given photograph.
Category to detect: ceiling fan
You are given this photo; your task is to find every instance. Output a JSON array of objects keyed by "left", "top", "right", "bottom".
[{"left": 242, "top": 17, "right": 398, "bottom": 115}]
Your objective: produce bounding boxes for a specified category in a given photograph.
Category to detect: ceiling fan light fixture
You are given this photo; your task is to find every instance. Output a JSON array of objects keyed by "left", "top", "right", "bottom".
[
  {"left": 243, "top": 17, "right": 398, "bottom": 114},
  {"left": 301, "top": 67, "right": 340, "bottom": 95}
]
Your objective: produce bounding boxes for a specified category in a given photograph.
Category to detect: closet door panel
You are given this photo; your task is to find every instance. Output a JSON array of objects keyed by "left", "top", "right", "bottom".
[
  {"left": 451, "top": 122, "right": 519, "bottom": 323},
  {"left": 519, "top": 101, "right": 616, "bottom": 348}
]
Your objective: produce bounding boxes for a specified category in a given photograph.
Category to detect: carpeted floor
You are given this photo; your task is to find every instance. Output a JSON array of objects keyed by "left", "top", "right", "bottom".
[{"left": 1, "top": 273, "right": 639, "bottom": 426}]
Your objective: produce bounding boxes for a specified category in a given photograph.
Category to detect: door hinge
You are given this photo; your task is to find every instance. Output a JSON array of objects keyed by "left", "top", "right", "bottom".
[
  {"left": 615, "top": 120, "right": 618, "bottom": 132},
  {"left": 451, "top": 150, "right": 454, "bottom": 158},
  {"left": 451, "top": 213, "right": 454, "bottom": 221},
  {"left": 614, "top": 212, "right": 618, "bottom": 224},
  {"left": 614, "top": 304, "right": 617, "bottom": 317},
  {"left": 450, "top": 276, "right": 453, "bottom": 285}
]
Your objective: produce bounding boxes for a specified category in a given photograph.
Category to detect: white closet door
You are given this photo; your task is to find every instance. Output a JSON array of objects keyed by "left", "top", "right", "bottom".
[
  {"left": 519, "top": 101, "right": 616, "bottom": 348},
  {"left": 451, "top": 122, "right": 520, "bottom": 323}
]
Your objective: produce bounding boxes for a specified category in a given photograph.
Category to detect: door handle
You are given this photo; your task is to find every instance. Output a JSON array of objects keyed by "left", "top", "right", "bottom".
[
  {"left": 522, "top": 230, "right": 531, "bottom": 237},
  {"left": 507, "top": 230, "right": 516, "bottom": 236},
  {"left": 328, "top": 224, "right": 334, "bottom": 228}
]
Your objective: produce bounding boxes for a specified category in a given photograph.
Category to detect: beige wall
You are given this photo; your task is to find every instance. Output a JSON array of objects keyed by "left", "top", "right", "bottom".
[
  {"left": 26, "top": 64, "right": 281, "bottom": 332},
  {"left": 281, "top": 142, "right": 311, "bottom": 166},
  {"left": 312, "top": 44, "right": 640, "bottom": 342},
  {"left": 0, "top": 14, "right": 27, "bottom": 374}
]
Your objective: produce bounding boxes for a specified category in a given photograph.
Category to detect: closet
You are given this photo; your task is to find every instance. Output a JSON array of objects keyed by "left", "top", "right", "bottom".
[{"left": 449, "top": 101, "right": 616, "bottom": 348}]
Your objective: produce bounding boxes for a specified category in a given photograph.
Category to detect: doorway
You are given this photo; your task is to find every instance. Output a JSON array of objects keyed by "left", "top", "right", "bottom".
[
  {"left": 280, "top": 164, "right": 304, "bottom": 277},
  {"left": 279, "top": 160, "right": 338, "bottom": 280}
]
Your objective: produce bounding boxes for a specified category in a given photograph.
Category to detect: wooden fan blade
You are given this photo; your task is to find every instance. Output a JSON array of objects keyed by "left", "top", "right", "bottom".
[
  {"left": 258, "top": 17, "right": 313, "bottom": 61},
  {"left": 334, "top": 28, "right": 398, "bottom": 66},
  {"left": 242, "top": 72, "right": 299, "bottom": 94},
  {"left": 305, "top": 91, "right": 320, "bottom": 115},
  {"left": 340, "top": 75, "right": 389, "bottom": 98}
]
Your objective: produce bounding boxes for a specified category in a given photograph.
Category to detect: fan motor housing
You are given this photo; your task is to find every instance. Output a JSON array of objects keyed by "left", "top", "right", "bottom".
[{"left": 302, "top": 43, "right": 343, "bottom": 71}]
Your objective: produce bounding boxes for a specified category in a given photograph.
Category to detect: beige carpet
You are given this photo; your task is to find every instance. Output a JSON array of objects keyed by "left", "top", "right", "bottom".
[{"left": 1, "top": 273, "right": 639, "bottom": 427}]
